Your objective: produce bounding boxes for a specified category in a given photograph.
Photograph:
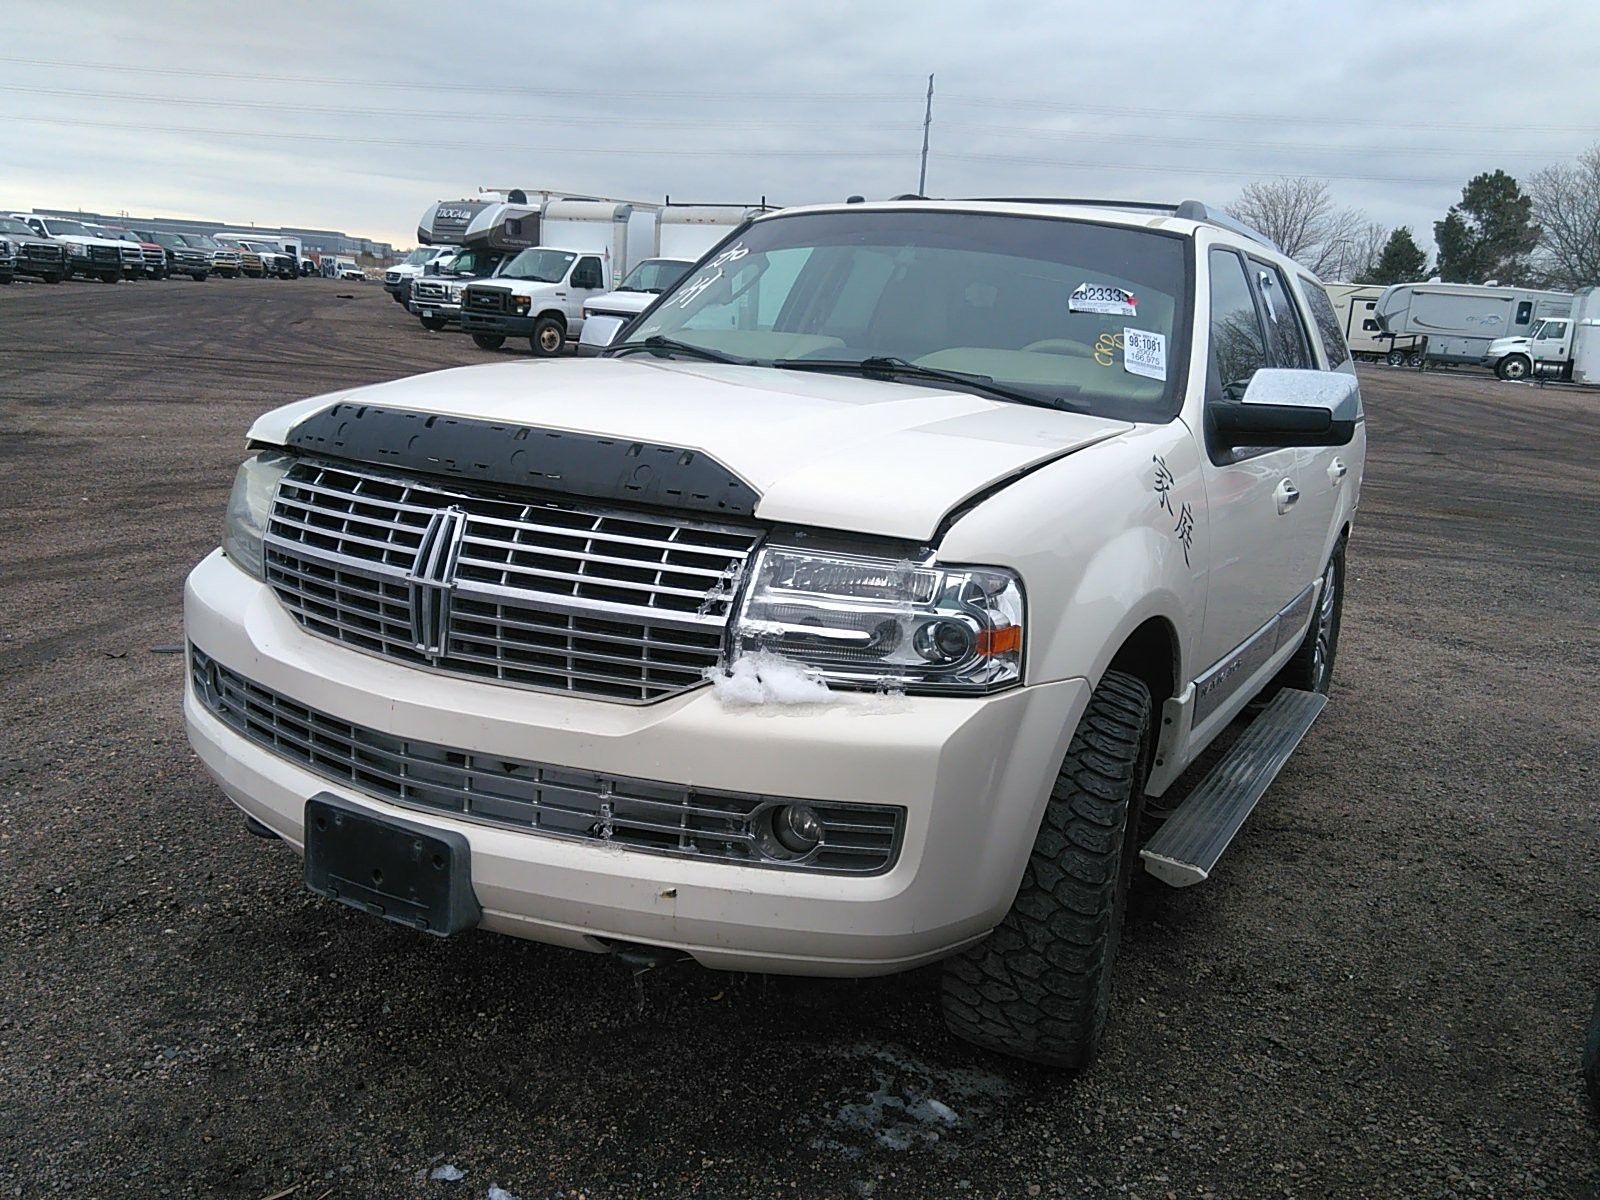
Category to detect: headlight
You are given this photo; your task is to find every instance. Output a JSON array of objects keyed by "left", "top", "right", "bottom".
[
  {"left": 67, "top": 242, "right": 87, "bottom": 257},
  {"left": 222, "top": 451, "right": 292, "bottom": 578},
  {"left": 511, "top": 294, "right": 531, "bottom": 314},
  {"left": 729, "top": 546, "right": 1024, "bottom": 693}
]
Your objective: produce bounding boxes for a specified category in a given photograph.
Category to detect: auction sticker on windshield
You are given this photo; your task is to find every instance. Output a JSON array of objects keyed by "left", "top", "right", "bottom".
[
  {"left": 1069, "top": 282, "right": 1137, "bottom": 316},
  {"left": 1122, "top": 328, "right": 1166, "bottom": 381}
]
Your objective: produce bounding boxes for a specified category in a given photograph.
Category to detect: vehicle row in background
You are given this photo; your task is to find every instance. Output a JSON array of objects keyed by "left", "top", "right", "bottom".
[
  {"left": 1374, "top": 281, "right": 1574, "bottom": 371},
  {"left": 401, "top": 192, "right": 772, "bottom": 355}
]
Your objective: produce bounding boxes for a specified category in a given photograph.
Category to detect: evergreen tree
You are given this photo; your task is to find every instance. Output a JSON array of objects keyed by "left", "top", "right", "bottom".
[
  {"left": 1433, "top": 170, "right": 1541, "bottom": 283},
  {"left": 1358, "top": 227, "right": 1429, "bottom": 284}
]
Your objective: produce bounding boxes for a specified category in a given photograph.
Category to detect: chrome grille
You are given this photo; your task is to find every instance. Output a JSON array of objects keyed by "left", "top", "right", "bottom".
[
  {"left": 264, "top": 461, "right": 759, "bottom": 703},
  {"left": 411, "top": 279, "right": 453, "bottom": 303},
  {"left": 190, "top": 646, "right": 902, "bottom": 874},
  {"left": 141, "top": 248, "right": 165, "bottom": 267},
  {"left": 23, "top": 244, "right": 63, "bottom": 263},
  {"left": 465, "top": 287, "right": 506, "bottom": 313},
  {"left": 88, "top": 245, "right": 119, "bottom": 264}
]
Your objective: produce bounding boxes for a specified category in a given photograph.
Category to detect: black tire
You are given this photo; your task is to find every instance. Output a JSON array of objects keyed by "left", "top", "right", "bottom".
[
  {"left": 1407, "top": 350, "right": 1424, "bottom": 368},
  {"left": 941, "top": 670, "right": 1153, "bottom": 1069},
  {"left": 99, "top": 271, "right": 119, "bottom": 284},
  {"left": 44, "top": 271, "right": 65, "bottom": 284},
  {"left": 419, "top": 316, "right": 449, "bottom": 332},
  {"left": 530, "top": 315, "right": 566, "bottom": 356},
  {"left": 1272, "top": 538, "right": 1345, "bottom": 695},
  {"left": 191, "top": 272, "right": 208, "bottom": 282},
  {"left": 1584, "top": 989, "right": 1600, "bottom": 1113},
  {"left": 1496, "top": 354, "right": 1531, "bottom": 381},
  {"left": 0, "top": 275, "right": 11, "bottom": 286},
  {"left": 1385, "top": 349, "right": 1405, "bottom": 367},
  {"left": 471, "top": 333, "right": 506, "bottom": 351}
]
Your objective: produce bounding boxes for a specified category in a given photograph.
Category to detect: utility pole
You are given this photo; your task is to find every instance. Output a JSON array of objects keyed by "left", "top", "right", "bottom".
[{"left": 917, "top": 73, "right": 934, "bottom": 196}]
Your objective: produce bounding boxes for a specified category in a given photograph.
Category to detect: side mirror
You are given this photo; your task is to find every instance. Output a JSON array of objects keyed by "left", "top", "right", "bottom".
[{"left": 1214, "top": 369, "right": 1360, "bottom": 448}]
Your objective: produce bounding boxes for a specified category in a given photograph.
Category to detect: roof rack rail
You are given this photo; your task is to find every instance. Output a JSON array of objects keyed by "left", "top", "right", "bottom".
[{"left": 959, "top": 196, "right": 1279, "bottom": 252}]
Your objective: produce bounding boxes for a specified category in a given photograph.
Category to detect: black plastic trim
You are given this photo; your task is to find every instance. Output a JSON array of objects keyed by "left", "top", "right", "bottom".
[{"left": 284, "top": 404, "right": 762, "bottom": 517}]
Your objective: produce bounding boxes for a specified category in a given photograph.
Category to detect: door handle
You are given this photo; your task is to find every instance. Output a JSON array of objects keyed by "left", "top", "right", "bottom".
[
  {"left": 1328, "top": 457, "right": 1348, "bottom": 486},
  {"left": 1274, "top": 479, "right": 1300, "bottom": 514}
]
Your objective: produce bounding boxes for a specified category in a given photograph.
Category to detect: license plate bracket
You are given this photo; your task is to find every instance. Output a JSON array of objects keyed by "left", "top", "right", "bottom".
[{"left": 303, "top": 793, "right": 479, "bottom": 936}]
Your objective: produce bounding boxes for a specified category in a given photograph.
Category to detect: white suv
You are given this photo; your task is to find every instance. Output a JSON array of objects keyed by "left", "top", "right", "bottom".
[{"left": 184, "top": 198, "right": 1364, "bottom": 1068}]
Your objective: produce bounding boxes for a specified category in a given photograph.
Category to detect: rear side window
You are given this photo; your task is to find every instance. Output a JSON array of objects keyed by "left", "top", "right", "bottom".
[
  {"left": 1249, "top": 261, "right": 1312, "bottom": 368},
  {"left": 1207, "top": 249, "right": 1269, "bottom": 400},
  {"left": 1300, "top": 279, "right": 1350, "bottom": 368}
]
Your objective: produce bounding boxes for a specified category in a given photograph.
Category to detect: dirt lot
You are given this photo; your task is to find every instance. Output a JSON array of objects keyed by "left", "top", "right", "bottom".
[{"left": 1, "top": 277, "right": 1596, "bottom": 1199}]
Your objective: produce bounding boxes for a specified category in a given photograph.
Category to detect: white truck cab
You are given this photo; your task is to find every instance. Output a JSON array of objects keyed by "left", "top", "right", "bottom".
[
  {"left": 457, "top": 247, "right": 609, "bottom": 354},
  {"left": 385, "top": 245, "right": 460, "bottom": 304},
  {"left": 1484, "top": 288, "right": 1600, "bottom": 382},
  {"left": 11, "top": 213, "right": 131, "bottom": 282},
  {"left": 184, "top": 197, "right": 1365, "bottom": 1070},
  {"left": 576, "top": 257, "right": 696, "bottom": 355}
]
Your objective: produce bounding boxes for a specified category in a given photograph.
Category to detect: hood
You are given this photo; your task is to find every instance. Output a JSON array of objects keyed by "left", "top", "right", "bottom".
[
  {"left": 249, "top": 358, "right": 1131, "bottom": 541},
  {"left": 56, "top": 234, "right": 127, "bottom": 251},
  {"left": 1487, "top": 335, "right": 1530, "bottom": 352},
  {"left": 586, "top": 290, "right": 656, "bottom": 315}
]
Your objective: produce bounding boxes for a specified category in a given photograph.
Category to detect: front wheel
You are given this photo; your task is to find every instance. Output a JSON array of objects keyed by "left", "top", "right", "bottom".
[
  {"left": 530, "top": 316, "right": 566, "bottom": 356},
  {"left": 44, "top": 271, "right": 65, "bottom": 284},
  {"left": 941, "top": 670, "right": 1153, "bottom": 1069},
  {"left": 1496, "top": 354, "right": 1531, "bottom": 381},
  {"left": 471, "top": 333, "right": 506, "bottom": 351},
  {"left": 99, "top": 271, "right": 119, "bottom": 284},
  {"left": 191, "top": 272, "right": 208, "bottom": 282},
  {"left": 419, "top": 316, "right": 449, "bottom": 332}
]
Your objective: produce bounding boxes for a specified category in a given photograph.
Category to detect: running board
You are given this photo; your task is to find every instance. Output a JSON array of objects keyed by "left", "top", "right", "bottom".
[{"left": 1140, "top": 688, "right": 1327, "bottom": 887}]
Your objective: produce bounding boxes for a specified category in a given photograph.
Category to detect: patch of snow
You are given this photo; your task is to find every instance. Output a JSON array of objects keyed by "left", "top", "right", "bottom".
[
  {"left": 821, "top": 1043, "right": 1016, "bottom": 1158},
  {"left": 487, "top": 1187, "right": 521, "bottom": 1200},
  {"left": 429, "top": 1164, "right": 466, "bottom": 1182},
  {"left": 706, "top": 650, "right": 832, "bottom": 707}
]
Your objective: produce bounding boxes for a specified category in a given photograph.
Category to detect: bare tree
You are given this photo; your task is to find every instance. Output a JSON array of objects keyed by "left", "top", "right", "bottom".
[
  {"left": 1226, "top": 178, "right": 1370, "bottom": 278},
  {"left": 1527, "top": 142, "right": 1600, "bottom": 289},
  {"left": 1326, "top": 220, "right": 1388, "bottom": 283}
]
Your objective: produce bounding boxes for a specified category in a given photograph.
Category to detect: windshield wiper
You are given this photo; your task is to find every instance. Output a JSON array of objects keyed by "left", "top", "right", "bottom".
[
  {"left": 611, "top": 335, "right": 752, "bottom": 365},
  {"left": 772, "top": 356, "right": 1076, "bottom": 411}
]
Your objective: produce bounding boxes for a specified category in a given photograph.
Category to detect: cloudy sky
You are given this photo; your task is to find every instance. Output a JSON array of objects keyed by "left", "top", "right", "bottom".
[{"left": 6, "top": 0, "right": 1598, "bottom": 251}]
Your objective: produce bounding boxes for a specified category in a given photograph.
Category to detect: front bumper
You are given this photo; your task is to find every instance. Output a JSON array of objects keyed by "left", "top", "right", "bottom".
[
  {"left": 183, "top": 549, "right": 1086, "bottom": 975},
  {"left": 460, "top": 311, "right": 536, "bottom": 338},
  {"left": 410, "top": 298, "right": 463, "bottom": 323}
]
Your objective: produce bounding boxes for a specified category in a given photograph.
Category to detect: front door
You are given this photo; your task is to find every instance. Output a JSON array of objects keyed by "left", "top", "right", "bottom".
[{"left": 1191, "top": 247, "right": 1318, "bottom": 689}]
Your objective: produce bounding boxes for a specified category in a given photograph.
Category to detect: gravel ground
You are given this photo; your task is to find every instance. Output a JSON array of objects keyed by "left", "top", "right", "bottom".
[{"left": 1, "top": 277, "right": 1596, "bottom": 1199}]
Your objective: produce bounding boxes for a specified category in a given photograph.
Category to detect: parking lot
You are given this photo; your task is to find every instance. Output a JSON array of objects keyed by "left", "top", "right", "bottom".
[{"left": 1, "top": 278, "right": 1596, "bottom": 1199}]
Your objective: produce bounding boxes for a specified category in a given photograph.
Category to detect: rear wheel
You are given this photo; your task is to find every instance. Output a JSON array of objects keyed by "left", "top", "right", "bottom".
[
  {"left": 1384, "top": 349, "right": 1405, "bottom": 366},
  {"left": 471, "top": 333, "right": 506, "bottom": 351},
  {"left": 1496, "top": 354, "right": 1531, "bottom": 381},
  {"left": 419, "top": 316, "right": 449, "bottom": 332},
  {"left": 1272, "top": 538, "right": 1345, "bottom": 696},
  {"left": 941, "top": 670, "right": 1152, "bottom": 1069},
  {"left": 1406, "top": 350, "right": 1424, "bottom": 368},
  {"left": 530, "top": 316, "right": 566, "bottom": 356}
]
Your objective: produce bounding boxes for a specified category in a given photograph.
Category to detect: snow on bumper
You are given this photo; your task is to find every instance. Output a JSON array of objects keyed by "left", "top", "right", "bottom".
[{"left": 183, "top": 549, "right": 1088, "bottom": 975}]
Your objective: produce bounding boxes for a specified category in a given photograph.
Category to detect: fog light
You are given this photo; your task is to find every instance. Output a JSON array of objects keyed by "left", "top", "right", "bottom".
[
  {"left": 914, "top": 618, "right": 973, "bottom": 664},
  {"left": 757, "top": 803, "right": 825, "bottom": 859}
]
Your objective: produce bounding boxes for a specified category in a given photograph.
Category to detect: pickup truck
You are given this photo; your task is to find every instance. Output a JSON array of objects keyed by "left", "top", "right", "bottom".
[
  {"left": 386, "top": 246, "right": 460, "bottom": 305},
  {"left": 94, "top": 225, "right": 168, "bottom": 280},
  {"left": 11, "top": 214, "right": 128, "bottom": 282},
  {"left": 135, "top": 230, "right": 215, "bottom": 281},
  {"left": 575, "top": 257, "right": 696, "bottom": 355},
  {"left": 180, "top": 234, "right": 240, "bottom": 278},
  {"left": 184, "top": 197, "right": 1364, "bottom": 1068},
  {"left": 0, "top": 215, "right": 68, "bottom": 283},
  {"left": 457, "top": 246, "right": 609, "bottom": 354},
  {"left": 408, "top": 248, "right": 511, "bottom": 332}
]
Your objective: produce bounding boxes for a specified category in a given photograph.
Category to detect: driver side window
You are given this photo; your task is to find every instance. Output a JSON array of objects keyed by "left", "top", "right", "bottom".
[{"left": 1207, "top": 249, "right": 1269, "bottom": 401}]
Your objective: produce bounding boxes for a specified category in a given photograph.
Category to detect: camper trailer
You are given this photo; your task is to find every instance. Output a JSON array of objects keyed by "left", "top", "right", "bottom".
[
  {"left": 1374, "top": 282, "right": 1572, "bottom": 367},
  {"left": 1321, "top": 283, "right": 1424, "bottom": 365},
  {"left": 1483, "top": 287, "right": 1600, "bottom": 383}
]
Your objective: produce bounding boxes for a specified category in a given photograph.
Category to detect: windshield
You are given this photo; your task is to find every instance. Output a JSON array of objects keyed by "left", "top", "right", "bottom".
[
  {"left": 619, "top": 259, "right": 693, "bottom": 293},
  {"left": 0, "top": 217, "right": 35, "bottom": 236},
  {"left": 145, "top": 232, "right": 184, "bottom": 249},
  {"left": 185, "top": 235, "right": 222, "bottom": 250},
  {"left": 623, "top": 210, "right": 1191, "bottom": 420},
  {"left": 403, "top": 248, "right": 437, "bottom": 266},
  {"left": 45, "top": 219, "right": 93, "bottom": 238},
  {"left": 434, "top": 249, "right": 501, "bottom": 276},
  {"left": 500, "top": 248, "right": 575, "bottom": 283}
]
